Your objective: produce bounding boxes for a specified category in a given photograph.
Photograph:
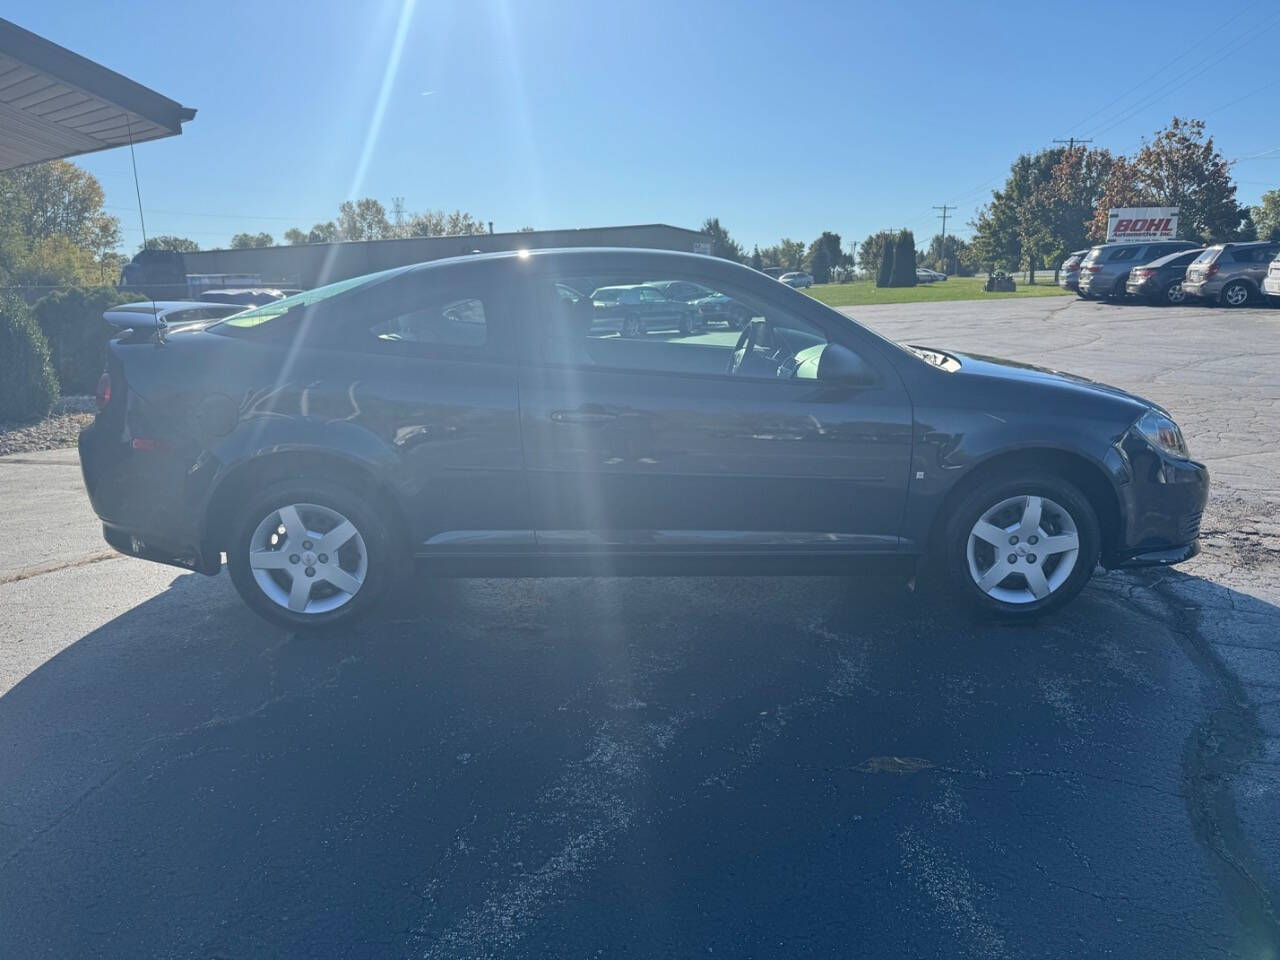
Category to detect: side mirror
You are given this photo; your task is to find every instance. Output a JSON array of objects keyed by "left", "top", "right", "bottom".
[{"left": 818, "top": 342, "right": 877, "bottom": 386}]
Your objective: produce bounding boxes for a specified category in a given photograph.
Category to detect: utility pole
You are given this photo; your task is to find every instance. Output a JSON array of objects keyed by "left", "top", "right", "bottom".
[
  {"left": 1052, "top": 137, "right": 1093, "bottom": 153},
  {"left": 933, "top": 204, "right": 954, "bottom": 275}
]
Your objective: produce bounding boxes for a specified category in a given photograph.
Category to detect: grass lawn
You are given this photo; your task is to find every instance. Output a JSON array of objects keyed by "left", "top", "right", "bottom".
[{"left": 804, "top": 276, "right": 1072, "bottom": 307}]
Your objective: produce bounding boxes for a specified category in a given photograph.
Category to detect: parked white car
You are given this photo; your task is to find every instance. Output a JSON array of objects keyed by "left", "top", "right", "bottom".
[
  {"left": 915, "top": 268, "right": 946, "bottom": 283},
  {"left": 778, "top": 271, "right": 814, "bottom": 288},
  {"left": 103, "top": 300, "right": 245, "bottom": 332}
]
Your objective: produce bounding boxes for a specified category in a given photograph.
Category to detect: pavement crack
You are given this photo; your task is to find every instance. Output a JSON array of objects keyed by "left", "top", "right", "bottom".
[{"left": 0, "top": 551, "right": 121, "bottom": 586}]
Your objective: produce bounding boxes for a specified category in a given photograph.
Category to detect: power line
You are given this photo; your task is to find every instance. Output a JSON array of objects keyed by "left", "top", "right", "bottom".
[{"left": 1052, "top": 138, "right": 1093, "bottom": 153}]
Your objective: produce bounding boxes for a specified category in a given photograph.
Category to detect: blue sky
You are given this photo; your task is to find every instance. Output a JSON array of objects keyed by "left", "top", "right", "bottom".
[{"left": 18, "top": 0, "right": 1280, "bottom": 253}]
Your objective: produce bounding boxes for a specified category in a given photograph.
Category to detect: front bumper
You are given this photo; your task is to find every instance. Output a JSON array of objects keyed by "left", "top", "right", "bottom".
[{"left": 1102, "top": 433, "right": 1209, "bottom": 570}]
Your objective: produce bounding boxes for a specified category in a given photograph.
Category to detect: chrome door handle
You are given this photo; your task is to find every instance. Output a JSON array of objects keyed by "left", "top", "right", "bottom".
[{"left": 550, "top": 410, "right": 617, "bottom": 424}]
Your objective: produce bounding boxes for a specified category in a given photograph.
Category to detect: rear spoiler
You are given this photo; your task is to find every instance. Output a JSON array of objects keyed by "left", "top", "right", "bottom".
[{"left": 103, "top": 309, "right": 167, "bottom": 343}]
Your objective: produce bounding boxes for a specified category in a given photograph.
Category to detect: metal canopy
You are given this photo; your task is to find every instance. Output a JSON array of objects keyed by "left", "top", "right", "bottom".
[{"left": 0, "top": 18, "right": 195, "bottom": 170}]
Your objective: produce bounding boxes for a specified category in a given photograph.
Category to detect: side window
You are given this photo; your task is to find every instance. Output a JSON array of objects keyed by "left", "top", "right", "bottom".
[
  {"left": 1110, "top": 247, "right": 1139, "bottom": 262},
  {"left": 369, "top": 297, "right": 487, "bottom": 347},
  {"left": 536, "top": 272, "right": 832, "bottom": 382}
]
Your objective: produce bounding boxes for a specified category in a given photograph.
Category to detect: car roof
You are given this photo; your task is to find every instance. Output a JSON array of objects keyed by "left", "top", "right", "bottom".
[{"left": 1146, "top": 248, "right": 1204, "bottom": 266}]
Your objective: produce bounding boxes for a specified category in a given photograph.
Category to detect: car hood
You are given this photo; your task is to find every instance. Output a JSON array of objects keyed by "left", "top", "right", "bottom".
[{"left": 914, "top": 346, "right": 1160, "bottom": 414}]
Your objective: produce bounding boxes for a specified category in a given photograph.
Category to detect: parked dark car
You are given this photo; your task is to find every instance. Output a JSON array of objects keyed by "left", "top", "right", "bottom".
[
  {"left": 1057, "top": 249, "right": 1091, "bottom": 292},
  {"left": 1077, "top": 241, "right": 1198, "bottom": 301},
  {"left": 1182, "top": 241, "right": 1280, "bottom": 307},
  {"left": 1124, "top": 248, "right": 1204, "bottom": 305},
  {"left": 198, "top": 288, "right": 291, "bottom": 308},
  {"left": 649, "top": 279, "right": 750, "bottom": 330},
  {"left": 589, "top": 283, "right": 698, "bottom": 337},
  {"left": 79, "top": 248, "right": 1208, "bottom": 629}
]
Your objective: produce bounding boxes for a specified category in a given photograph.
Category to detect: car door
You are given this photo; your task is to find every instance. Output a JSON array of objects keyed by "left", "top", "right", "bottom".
[
  {"left": 319, "top": 264, "right": 532, "bottom": 553},
  {"left": 515, "top": 261, "right": 914, "bottom": 554},
  {"left": 1246, "top": 244, "right": 1280, "bottom": 288}
]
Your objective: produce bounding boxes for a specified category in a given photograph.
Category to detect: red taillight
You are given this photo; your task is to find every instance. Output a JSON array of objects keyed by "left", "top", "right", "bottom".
[
  {"left": 1205, "top": 263, "right": 1219, "bottom": 279},
  {"left": 95, "top": 372, "right": 111, "bottom": 410}
]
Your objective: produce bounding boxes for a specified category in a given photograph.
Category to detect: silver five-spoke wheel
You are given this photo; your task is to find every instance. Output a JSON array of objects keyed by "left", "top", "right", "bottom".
[
  {"left": 248, "top": 502, "right": 367, "bottom": 615},
  {"left": 965, "top": 494, "right": 1080, "bottom": 605}
]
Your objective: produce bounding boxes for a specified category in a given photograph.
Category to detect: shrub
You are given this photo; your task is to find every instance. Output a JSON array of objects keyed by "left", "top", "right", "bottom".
[
  {"left": 875, "top": 242, "right": 894, "bottom": 288},
  {"left": 891, "top": 230, "right": 918, "bottom": 287},
  {"left": 0, "top": 292, "right": 59, "bottom": 423},
  {"left": 34, "top": 287, "right": 131, "bottom": 395}
]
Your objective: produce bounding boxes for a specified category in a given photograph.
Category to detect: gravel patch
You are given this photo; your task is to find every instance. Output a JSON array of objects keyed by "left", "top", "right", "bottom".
[{"left": 0, "top": 397, "right": 97, "bottom": 457}]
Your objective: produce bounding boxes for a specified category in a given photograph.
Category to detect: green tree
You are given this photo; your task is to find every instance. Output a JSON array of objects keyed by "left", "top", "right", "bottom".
[
  {"left": 142, "top": 235, "right": 200, "bottom": 252},
  {"left": 1253, "top": 188, "right": 1280, "bottom": 241},
  {"left": 405, "top": 209, "right": 487, "bottom": 237},
  {"left": 230, "top": 231, "right": 274, "bottom": 249},
  {"left": 749, "top": 245, "right": 763, "bottom": 270},
  {"left": 858, "top": 231, "right": 896, "bottom": 277},
  {"left": 283, "top": 221, "right": 339, "bottom": 245},
  {"left": 700, "top": 217, "right": 744, "bottom": 262},
  {"left": 921, "top": 234, "right": 975, "bottom": 275},
  {"left": 875, "top": 239, "right": 894, "bottom": 288},
  {"left": 1088, "top": 118, "right": 1246, "bottom": 244},
  {"left": 971, "top": 148, "right": 1066, "bottom": 272},
  {"left": 891, "top": 230, "right": 917, "bottom": 286},
  {"left": 337, "top": 197, "right": 393, "bottom": 241},
  {"left": 805, "top": 231, "right": 844, "bottom": 282},
  {"left": 0, "top": 160, "right": 121, "bottom": 285}
]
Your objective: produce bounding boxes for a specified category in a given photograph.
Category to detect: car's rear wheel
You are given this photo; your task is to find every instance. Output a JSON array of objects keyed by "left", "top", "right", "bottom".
[
  {"left": 1221, "top": 281, "right": 1252, "bottom": 308},
  {"left": 1161, "top": 279, "right": 1186, "bottom": 305},
  {"left": 227, "top": 479, "right": 394, "bottom": 630},
  {"left": 945, "top": 473, "right": 1100, "bottom": 618},
  {"left": 621, "top": 314, "right": 645, "bottom": 338}
]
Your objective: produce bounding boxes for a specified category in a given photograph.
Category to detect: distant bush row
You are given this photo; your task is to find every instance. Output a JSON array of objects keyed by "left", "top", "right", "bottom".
[{"left": 0, "top": 287, "right": 130, "bottom": 422}]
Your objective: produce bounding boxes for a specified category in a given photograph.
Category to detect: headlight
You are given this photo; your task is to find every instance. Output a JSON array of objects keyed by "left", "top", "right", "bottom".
[{"left": 1134, "top": 409, "right": 1189, "bottom": 459}]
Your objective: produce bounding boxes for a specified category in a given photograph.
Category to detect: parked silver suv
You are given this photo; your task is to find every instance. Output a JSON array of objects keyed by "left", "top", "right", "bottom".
[
  {"left": 1182, "top": 241, "right": 1280, "bottom": 307},
  {"left": 1077, "top": 240, "right": 1197, "bottom": 300},
  {"left": 1058, "top": 249, "right": 1091, "bottom": 291}
]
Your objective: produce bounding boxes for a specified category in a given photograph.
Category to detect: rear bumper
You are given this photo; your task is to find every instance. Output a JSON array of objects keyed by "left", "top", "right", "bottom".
[
  {"left": 1181, "top": 278, "right": 1221, "bottom": 301},
  {"left": 78, "top": 420, "right": 221, "bottom": 575},
  {"left": 1125, "top": 277, "right": 1159, "bottom": 298},
  {"left": 1262, "top": 276, "right": 1280, "bottom": 298},
  {"left": 1060, "top": 274, "right": 1079, "bottom": 291}
]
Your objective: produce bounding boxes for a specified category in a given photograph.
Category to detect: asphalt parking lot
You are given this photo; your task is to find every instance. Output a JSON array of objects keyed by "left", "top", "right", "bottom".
[{"left": 2, "top": 296, "right": 1278, "bottom": 958}]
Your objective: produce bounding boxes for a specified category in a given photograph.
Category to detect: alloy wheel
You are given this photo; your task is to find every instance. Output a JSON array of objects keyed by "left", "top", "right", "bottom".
[
  {"left": 248, "top": 502, "right": 368, "bottom": 614},
  {"left": 966, "top": 495, "right": 1080, "bottom": 604},
  {"left": 1165, "top": 281, "right": 1186, "bottom": 305},
  {"left": 1223, "top": 282, "right": 1250, "bottom": 307}
]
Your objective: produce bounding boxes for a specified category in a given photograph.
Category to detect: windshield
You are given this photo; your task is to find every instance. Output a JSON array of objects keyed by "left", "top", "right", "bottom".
[{"left": 214, "top": 266, "right": 412, "bottom": 328}]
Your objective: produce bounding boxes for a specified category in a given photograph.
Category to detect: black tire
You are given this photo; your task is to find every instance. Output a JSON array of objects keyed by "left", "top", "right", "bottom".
[
  {"left": 1107, "top": 278, "right": 1127, "bottom": 302},
  {"left": 943, "top": 472, "right": 1101, "bottom": 619},
  {"left": 1161, "top": 279, "right": 1188, "bottom": 306},
  {"left": 227, "top": 478, "right": 396, "bottom": 630},
  {"left": 1220, "top": 280, "right": 1252, "bottom": 308}
]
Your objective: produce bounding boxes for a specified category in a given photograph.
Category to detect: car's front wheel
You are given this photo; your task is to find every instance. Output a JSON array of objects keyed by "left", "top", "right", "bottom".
[
  {"left": 944, "top": 473, "right": 1100, "bottom": 618},
  {"left": 227, "top": 480, "right": 394, "bottom": 629}
]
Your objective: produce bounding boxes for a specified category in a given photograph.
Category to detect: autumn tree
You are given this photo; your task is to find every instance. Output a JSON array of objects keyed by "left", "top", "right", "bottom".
[
  {"left": 971, "top": 148, "right": 1065, "bottom": 273},
  {"left": 1253, "top": 188, "right": 1280, "bottom": 242},
  {"left": 1088, "top": 118, "right": 1246, "bottom": 244}
]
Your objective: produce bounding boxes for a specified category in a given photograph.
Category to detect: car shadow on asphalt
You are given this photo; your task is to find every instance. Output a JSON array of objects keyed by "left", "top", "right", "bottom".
[{"left": 0, "top": 568, "right": 1277, "bottom": 958}]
